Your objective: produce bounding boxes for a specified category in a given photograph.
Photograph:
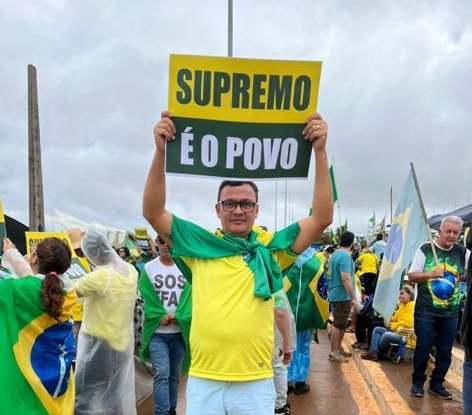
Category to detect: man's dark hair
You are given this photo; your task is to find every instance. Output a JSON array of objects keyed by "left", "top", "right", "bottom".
[
  {"left": 324, "top": 245, "right": 334, "bottom": 254},
  {"left": 217, "top": 181, "right": 259, "bottom": 202},
  {"left": 376, "top": 233, "right": 384, "bottom": 241},
  {"left": 339, "top": 231, "right": 355, "bottom": 247}
]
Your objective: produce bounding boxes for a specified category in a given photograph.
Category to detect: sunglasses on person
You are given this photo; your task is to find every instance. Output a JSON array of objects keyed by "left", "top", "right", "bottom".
[{"left": 156, "top": 236, "right": 166, "bottom": 244}]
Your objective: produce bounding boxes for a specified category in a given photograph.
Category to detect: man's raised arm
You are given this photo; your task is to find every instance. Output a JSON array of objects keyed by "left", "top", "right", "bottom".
[
  {"left": 291, "top": 113, "right": 333, "bottom": 254},
  {"left": 142, "top": 110, "right": 175, "bottom": 244}
]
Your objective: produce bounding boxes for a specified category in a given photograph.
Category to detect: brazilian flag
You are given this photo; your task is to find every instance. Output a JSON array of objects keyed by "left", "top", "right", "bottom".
[
  {"left": 0, "top": 277, "right": 76, "bottom": 415},
  {"left": 283, "top": 249, "right": 329, "bottom": 330}
]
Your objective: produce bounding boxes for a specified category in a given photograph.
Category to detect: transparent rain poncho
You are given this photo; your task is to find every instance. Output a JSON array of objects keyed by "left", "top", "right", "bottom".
[
  {"left": 74, "top": 228, "right": 138, "bottom": 415},
  {"left": 1, "top": 248, "right": 33, "bottom": 278},
  {"left": 1, "top": 242, "right": 74, "bottom": 289}
]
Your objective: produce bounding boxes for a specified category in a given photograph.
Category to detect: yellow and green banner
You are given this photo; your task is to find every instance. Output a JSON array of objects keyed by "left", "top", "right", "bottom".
[
  {"left": 134, "top": 227, "right": 151, "bottom": 250},
  {"left": 26, "top": 232, "right": 90, "bottom": 279},
  {"left": 167, "top": 54, "right": 322, "bottom": 179}
]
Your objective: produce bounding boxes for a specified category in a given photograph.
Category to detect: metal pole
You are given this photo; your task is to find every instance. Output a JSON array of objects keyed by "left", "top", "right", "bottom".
[
  {"left": 28, "top": 64, "right": 45, "bottom": 232},
  {"left": 274, "top": 180, "right": 278, "bottom": 230},
  {"left": 284, "top": 180, "right": 288, "bottom": 227},
  {"left": 338, "top": 203, "right": 342, "bottom": 230},
  {"left": 288, "top": 191, "right": 291, "bottom": 224},
  {"left": 227, "top": 0, "right": 233, "bottom": 57}
]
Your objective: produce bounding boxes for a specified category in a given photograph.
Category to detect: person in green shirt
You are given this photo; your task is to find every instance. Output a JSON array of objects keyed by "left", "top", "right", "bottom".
[{"left": 408, "top": 216, "right": 470, "bottom": 399}]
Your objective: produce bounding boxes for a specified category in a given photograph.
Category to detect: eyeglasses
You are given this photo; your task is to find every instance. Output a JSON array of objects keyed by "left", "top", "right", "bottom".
[
  {"left": 219, "top": 199, "right": 257, "bottom": 213},
  {"left": 156, "top": 237, "right": 166, "bottom": 244}
]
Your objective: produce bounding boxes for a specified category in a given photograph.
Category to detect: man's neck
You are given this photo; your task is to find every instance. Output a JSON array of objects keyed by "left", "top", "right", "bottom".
[
  {"left": 220, "top": 229, "right": 251, "bottom": 240},
  {"left": 159, "top": 256, "right": 175, "bottom": 266},
  {"left": 433, "top": 239, "right": 454, "bottom": 251}
]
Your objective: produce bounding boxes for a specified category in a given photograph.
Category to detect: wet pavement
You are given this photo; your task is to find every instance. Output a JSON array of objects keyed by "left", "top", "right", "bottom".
[
  {"left": 136, "top": 330, "right": 464, "bottom": 415},
  {"left": 344, "top": 332, "right": 463, "bottom": 415}
]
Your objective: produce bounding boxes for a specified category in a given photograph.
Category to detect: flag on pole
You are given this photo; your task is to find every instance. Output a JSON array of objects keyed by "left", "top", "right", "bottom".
[
  {"left": 369, "top": 213, "right": 376, "bottom": 226},
  {"left": 373, "top": 169, "right": 429, "bottom": 321},
  {"left": 378, "top": 215, "right": 386, "bottom": 231},
  {"left": 329, "top": 165, "right": 338, "bottom": 204}
]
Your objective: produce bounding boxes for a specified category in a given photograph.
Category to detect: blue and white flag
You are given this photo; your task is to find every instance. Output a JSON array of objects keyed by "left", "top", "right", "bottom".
[{"left": 373, "top": 169, "right": 429, "bottom": 321}]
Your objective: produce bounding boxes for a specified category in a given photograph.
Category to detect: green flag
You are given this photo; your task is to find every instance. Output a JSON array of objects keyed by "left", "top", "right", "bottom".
[
  {"left": 369, "top": 213, "right": 376, "bottom": 226},
  {"left": 0, "top": 277, "right": 76, "bottom": 414},
  {"left": 329, "top": 165, "right": 338, "bottom": 203},
  {"left": 138, "top": 271, "right": 192, "bottom": 372}
]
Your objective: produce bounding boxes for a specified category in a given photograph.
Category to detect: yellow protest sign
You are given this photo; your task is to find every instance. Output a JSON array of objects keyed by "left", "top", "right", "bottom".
[
  {"left": 169, "top": 54, "right": 322, "bottom": 123},
  {"left": 134, "top": 227, "right": 151, "bottom": 249},
  {"left": 167, "top": 54, "right": 322, "bottom": 179},
  {"left": 25, "top": 232, "right": 90, "bottom": 279}
]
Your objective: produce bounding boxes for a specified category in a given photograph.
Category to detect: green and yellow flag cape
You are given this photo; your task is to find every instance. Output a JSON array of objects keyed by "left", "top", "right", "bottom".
[
  {"left": 170, "top": 215, "right": 300, "bottom": 299},
  {"left": 138, "top": 271, "right": 192, "bottom": 372},
  {"left": 0, "top": 277, "right": 77, "bottom": 415},
  {"left": 284, "top": 249, "right": 329, "bottom": 331}
]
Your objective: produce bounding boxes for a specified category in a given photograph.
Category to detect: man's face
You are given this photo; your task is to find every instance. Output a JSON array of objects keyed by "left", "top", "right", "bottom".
[
  {"left": 156, "top": 236, "right": 172, "bottom": 261},
  {"left": 216, "top": 183, "right": 259, "bottom": 238},
  {"left": 437, "top": 221, "right": 461, "bottom": 249}
]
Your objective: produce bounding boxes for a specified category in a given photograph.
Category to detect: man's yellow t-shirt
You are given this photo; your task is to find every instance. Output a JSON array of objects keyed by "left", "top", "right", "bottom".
[{"left": 179, "top": 233, "right": 297, "bottom": 381}]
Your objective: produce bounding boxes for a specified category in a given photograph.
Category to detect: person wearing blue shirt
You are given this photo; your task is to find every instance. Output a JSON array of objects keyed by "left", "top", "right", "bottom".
[
  {"left": 371, "top": 233, "right": 386, "bottom": 261},
  {"left": 328, "top": 231, "right": 356, "bottom": 362}
]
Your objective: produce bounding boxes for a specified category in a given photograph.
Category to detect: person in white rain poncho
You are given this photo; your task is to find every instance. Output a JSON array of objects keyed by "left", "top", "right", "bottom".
[{"left": 74, "top": 228, "right": 138, "bottom": 415}]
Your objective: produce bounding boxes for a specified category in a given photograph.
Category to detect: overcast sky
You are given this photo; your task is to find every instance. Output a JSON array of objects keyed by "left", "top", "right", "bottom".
[{"left": 1, "top": 0, "right": 471, "bottom": 239}]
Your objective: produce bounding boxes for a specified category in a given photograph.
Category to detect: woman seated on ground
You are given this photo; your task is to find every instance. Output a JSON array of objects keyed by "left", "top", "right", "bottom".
[{"left": 361, "top": 284, "right": 415, "bottom": 361}]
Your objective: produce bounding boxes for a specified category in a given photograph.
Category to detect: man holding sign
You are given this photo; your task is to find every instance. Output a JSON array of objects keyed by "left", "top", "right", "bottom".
[{"left": 143, "top": 56, "right": 332, "bottom": 415}]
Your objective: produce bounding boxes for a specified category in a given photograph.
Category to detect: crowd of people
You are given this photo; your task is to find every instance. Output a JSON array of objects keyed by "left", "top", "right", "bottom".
[{"left": 0, "top": 109, "right": 471, "bottom": 415}]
